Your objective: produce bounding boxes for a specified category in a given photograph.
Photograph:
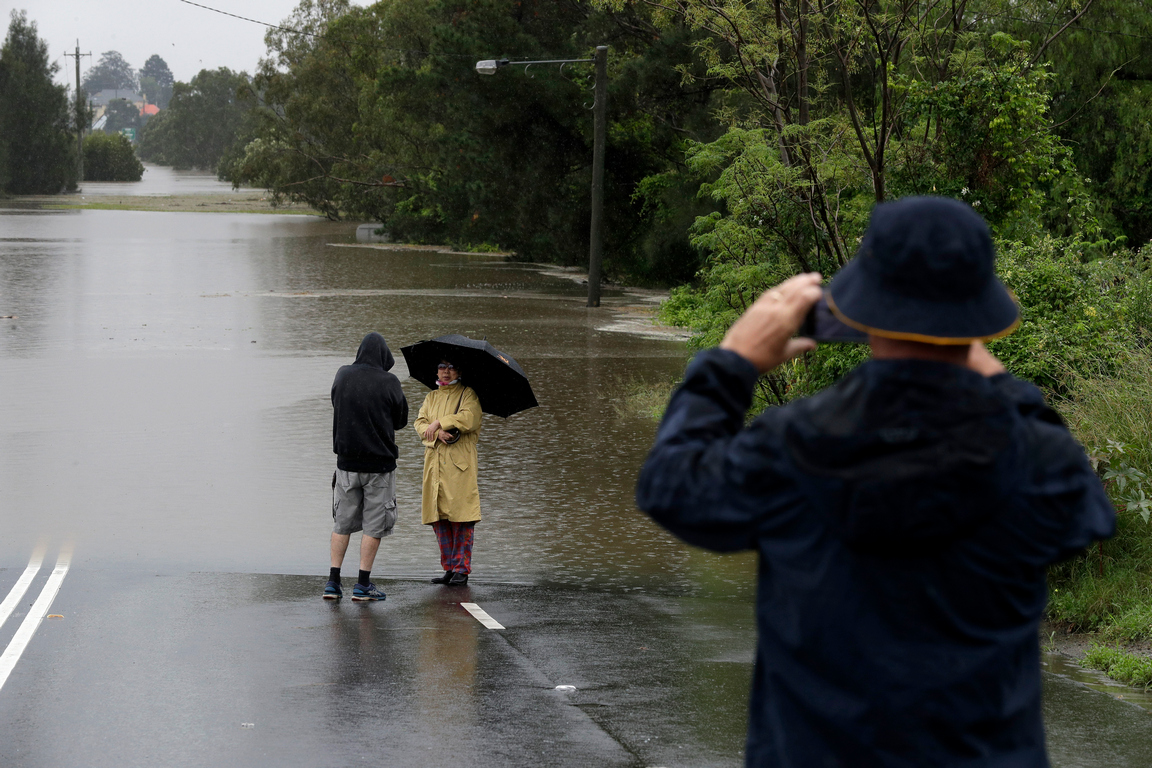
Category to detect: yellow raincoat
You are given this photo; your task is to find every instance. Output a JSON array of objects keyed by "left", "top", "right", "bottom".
[{"left": 414, "top": 383, "right": 482, "bottom": 525}]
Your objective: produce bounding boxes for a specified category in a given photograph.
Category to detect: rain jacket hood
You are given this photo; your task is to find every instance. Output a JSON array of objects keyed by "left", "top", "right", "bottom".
[
  {"left": 637, "top": 349, "right": 1115, "bottom": 768},
  {"left": 354, "top": 331, "right": 395, "bottom": 371},
  {"left": 785, "top": 359, "right": 1015, "bottom": 552},
  {"left": 332, "top": 333, "right": 408, "bottom": 474}
]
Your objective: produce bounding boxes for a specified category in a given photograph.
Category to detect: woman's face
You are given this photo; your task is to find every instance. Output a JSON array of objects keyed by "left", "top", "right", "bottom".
[{"left": 437, "top": 361, "right": 458, "bottom": 384}]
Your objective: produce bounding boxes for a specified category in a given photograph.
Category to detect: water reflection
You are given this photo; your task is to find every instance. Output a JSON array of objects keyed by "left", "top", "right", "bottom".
[{"left": 416, "top": 589, "right": 479, "bottom": 726}]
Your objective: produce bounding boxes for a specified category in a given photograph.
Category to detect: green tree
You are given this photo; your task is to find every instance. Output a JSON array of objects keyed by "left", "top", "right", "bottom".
[
  {"left": 609, "top": 0, "right": 1120, "bottom": 403},
  {"left": 83, "top": 132, "right": 143, "bottom": 181},
  {"left": 137, "top": 67, "right": 253, "bottom": 171},
  {"left": 139, "top": 54, "right": 173, "bottom": 108},
  {"left": 227, "top": 0, "right": 723, "bottom": 283},
  {"left": 83, "top": 50, "right": 136, "bottom": 93},
  {"left": 0, "top": 11, "right": 76, "bottom": 194},
  {"left": 102, "top": 98, "right": 140, "bottom": 135},
  {"left": 1005, "top": 1, "right": 1152, "bottom": 247}
]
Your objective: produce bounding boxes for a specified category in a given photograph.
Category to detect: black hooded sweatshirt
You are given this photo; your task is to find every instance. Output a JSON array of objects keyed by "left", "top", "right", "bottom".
[{"left": 331, "top": 333, "right": 408, "bottom": 473}]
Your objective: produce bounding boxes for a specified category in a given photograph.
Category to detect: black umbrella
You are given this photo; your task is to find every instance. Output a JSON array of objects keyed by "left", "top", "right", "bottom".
[{"left": 400, "top": 334, "right": 538, "bottom": 418}]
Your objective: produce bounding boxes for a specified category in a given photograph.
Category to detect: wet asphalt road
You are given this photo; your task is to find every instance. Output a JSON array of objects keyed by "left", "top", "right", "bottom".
[
  {"left": 5, "top": 565, "right": 1152, "bottom": 768},
  {"left": 0, "top": 567, "right": 755, "bottom": 768}
]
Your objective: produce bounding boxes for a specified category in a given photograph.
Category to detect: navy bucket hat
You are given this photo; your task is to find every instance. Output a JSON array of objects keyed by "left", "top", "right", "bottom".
[{"left": 827, "top": 196, "right": 1020, "bottom": 344}]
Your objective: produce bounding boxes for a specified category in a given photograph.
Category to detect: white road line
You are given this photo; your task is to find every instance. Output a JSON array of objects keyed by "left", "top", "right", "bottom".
[
  {"left": 460, "top": 602, "right": 505, "bottom": 630},
  {"left": 0, "top": 550, "right": 71, "bottom": 693},
  {"left": 0, "top": 547, "right": 46, "bottom": 633}
]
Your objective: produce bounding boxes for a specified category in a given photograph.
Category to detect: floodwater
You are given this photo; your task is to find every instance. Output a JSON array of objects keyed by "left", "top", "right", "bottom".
[
  {"left": 2, "top": 188, "right": 1150, "bottom": 764},
  {"left": 78, "top": 162, "right": 256, "bottom": 196}
]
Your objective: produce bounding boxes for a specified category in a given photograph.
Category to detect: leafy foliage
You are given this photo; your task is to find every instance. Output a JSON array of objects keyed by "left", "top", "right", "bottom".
[
  {"left": 1081, "top": 644, "right": 1152, "bottom": 689},
  {"left": 140, "top": 54, "right": 174, "bottom": 108},
  {"left": 224, "top": 0, "right": 723, "bottom": 282},
  {"left": 102, "top": 98, "right": 141, "bottom": 136},
  {"left": 83, "top": 50, "right": 136, "bottom": 93},
  {"left": 0, "top": 11, "right": 76, "bottom": 194},
  {"left": 137, "top": 68, "right": 254, "bottom": 171},
  {"left": 83, "top": 132, "right": 144, "bottom": 181}
]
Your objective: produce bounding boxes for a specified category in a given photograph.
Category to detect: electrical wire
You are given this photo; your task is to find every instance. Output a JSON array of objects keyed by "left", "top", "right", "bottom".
[
  {"left": 171, "top": 0, "right": 602, "bottom": 65},
  {"left": 173, "top": 0, "right": 477, "bottom": 59}
]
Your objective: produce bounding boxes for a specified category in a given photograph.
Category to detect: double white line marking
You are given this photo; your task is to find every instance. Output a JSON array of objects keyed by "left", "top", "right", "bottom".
[{"left": 0, "top": 547, "right": 72, "bottom": 692}]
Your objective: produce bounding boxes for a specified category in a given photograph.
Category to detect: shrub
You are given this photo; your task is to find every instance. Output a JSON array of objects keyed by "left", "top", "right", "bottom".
[
  {"left": 84, "top": 132, "right": 143, "bottom": 182},
  {"left": 1081, "top": 644, "right": 1152, "bottom": 689}
]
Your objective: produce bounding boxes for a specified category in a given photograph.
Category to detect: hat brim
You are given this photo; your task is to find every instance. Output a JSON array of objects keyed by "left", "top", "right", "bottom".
[{"left": 827, "top": 257, "right": 1021, "bottom": 345}]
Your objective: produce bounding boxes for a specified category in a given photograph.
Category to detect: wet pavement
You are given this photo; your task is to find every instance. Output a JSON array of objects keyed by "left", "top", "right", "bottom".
[
  {"left": 0, "top": 570, "right": 754, "bottom": 768},
  {"left": 2, "top": 191, "right": 1151, "bottom": 765}
]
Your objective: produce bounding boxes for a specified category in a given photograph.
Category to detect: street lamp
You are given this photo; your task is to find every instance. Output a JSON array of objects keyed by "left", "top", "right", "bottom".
[{"left": 476, "top": 46, "right": 608, "bottom": 308}]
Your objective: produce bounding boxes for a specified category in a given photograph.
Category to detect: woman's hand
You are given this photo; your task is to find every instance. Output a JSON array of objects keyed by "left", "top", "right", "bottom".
[
  {"left": 422, "top": 420, "right": 441, "bottom": 442},
  {"left": 436, "top": 429, "right": 454, "bottom": 444}
]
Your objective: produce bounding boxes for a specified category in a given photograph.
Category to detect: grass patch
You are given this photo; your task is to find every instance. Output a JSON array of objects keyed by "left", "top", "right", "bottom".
[
  {"left": 610, "top": 376, "right": 678, "bottom": 421},
  {"left": 1048, "top": 347, "right": 1152, "bottom": 634},
  {"left": 1081, "top": 643, "right": 1152, "bottom": 689}
]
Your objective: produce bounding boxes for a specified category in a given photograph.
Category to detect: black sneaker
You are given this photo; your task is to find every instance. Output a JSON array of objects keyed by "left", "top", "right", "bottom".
[
  {"left": 448, "top": 572, "right": 469, "bottom": 586},
  {"left": 431, "top": 571, "right": 453, "bottom": 584}
]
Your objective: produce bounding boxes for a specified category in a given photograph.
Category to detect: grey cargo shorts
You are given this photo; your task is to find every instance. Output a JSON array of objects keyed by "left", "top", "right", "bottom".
[{"left": 332, "top": 469, "right": 398, "bottom": 538}]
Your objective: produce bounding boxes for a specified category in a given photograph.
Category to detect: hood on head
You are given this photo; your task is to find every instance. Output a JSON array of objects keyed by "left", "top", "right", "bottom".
[
  {"left": 354, "top": 332, "right": 394, "bottom": 371},
  {"left": 785, "top": 360, "right": 1016, "bottom": 554}
]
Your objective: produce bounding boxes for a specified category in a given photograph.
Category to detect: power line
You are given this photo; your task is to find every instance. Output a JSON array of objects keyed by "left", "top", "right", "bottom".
[{"left": 171, "top": 0, "right": 477, "bottom": 59}]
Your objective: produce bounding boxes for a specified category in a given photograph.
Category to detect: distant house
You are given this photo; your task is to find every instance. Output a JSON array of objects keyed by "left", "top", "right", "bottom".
[
  {"left": 89, "top": 88, "right": 144, "bottom": 108},
  {"left": 141, "top": 103, "right": 159, "bottom": 116}
]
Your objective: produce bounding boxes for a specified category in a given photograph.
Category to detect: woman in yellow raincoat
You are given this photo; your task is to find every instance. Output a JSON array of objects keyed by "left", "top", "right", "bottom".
[{"left": 414, "top": 359, "right": 482, "bottom": 586}]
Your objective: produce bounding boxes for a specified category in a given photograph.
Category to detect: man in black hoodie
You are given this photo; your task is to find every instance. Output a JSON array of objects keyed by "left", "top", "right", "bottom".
[
  {"left": 324, "top": 332, "right": 409, "bottom": 601},
  {"left": 637, "top": 197, "right": 1114, "bottom": 767}
]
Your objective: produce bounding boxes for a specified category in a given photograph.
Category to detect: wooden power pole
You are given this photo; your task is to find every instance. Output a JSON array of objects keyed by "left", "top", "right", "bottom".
[{"left": 63, "top": 41, "right": 91, "bottom": 184}]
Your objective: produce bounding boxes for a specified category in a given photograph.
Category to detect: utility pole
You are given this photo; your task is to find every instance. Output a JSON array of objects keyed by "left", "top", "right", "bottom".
[
  {"left": 474, "top": 46, "right": 609, "bottom": 307},
  {"left": 63, "top": 41, "right": 91, "bottom": 185},
  {"left": 586, "top": 45, "right": 608, "bottom": 308}
]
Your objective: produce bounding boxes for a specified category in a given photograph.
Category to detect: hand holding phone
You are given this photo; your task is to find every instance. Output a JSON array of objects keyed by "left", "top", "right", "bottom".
[
  {"left": 719, "top": 273, "right": 823, "bottom": 372},
  {"left": 799, "top": 293, "right": 869, "bottom": 344}
]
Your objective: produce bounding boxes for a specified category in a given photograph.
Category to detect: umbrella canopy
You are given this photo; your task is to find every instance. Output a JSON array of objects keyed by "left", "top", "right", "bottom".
[{"left": 400, "top": 334, "right": 538, "bottom": 418}]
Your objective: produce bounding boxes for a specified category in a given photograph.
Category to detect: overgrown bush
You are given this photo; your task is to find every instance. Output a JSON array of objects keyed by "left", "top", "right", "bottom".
[
  {"left": 1047, "top": 348, "right": 1152, "bottom": 636},
  {"left": 83, "top": 132, "right": 143, "bottom": 182}
]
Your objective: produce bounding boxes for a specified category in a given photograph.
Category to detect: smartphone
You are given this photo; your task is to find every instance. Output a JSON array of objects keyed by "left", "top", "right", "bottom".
[{"left": 799, "top": 293, "right": 869, "bottom": 343}]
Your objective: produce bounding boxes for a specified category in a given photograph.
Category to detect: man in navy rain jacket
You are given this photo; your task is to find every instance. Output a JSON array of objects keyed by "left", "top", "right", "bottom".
[{"left": 636, "top": 197, "right": 1115, "bottom": 767}]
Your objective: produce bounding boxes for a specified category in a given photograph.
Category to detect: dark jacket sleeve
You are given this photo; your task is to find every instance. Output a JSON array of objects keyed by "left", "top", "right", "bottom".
[
  {"left": 391, "top": 377, "right": 409, "bottom": 431},
  {"left": 990, "top": 374, "right": 1115, "bottom": 564},
  {"left": 636, "top": 348, "right": 788, "bottom": 552}
]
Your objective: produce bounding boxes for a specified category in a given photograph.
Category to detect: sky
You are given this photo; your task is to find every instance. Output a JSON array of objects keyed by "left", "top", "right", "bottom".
[{"left": 1, "top": 0, "right": 343, "bottom": 88}]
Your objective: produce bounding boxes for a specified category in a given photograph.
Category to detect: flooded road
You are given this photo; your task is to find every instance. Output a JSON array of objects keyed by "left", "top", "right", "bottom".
[
  {"left": 1, "top": 200, "right": 1150, "bottom": 765},
  {"left": 0, "top": 206, "right": 720, "bottom": 591}
]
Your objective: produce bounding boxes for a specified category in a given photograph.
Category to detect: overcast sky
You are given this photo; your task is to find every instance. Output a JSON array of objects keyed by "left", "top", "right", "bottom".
[{"left": 1, "top": 0, "right": 343, "bottom": 88}]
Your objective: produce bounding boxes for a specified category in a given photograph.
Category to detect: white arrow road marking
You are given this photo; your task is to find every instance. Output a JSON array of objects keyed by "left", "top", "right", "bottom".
[
  {"left": 0, "top": 549, "right": 71, "bottom": 693},
  {"left": 0, "top": 548, "right": 46, "bottom": 633},
  {"left": 460, "top": 602, "right": 504, "bottom": 630}
]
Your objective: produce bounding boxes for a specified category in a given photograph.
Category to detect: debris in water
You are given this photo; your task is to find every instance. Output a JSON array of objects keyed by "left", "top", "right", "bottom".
[
  {"left": 47, "top": 614, "right": 63, "bottom": 619},
  {"left": 241, "top": 723, "right": 255, "bottom": 729},
  {"left": 554, "top": 685, "right": 576, "bottom": 692}
]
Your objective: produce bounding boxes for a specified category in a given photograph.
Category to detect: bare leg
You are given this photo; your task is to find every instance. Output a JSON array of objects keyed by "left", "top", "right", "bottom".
[
  {"left": 359, "top": 535, "right": 381, "bottom": 572},
  {"left": 330, "top": 532, "right": 351, "bottom": 568}
]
